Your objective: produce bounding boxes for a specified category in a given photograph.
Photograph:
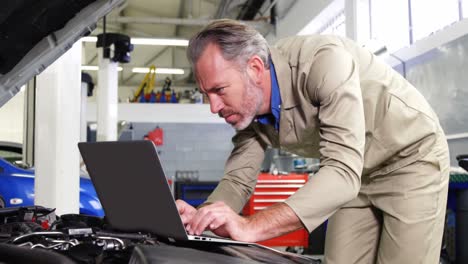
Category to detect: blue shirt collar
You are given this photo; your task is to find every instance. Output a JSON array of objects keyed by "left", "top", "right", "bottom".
[{"left": 256, "top": 59, "right": 281, "bottom": 130}]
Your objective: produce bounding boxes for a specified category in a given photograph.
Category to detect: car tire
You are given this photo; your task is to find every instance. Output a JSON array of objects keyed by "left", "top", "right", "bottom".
[{"left": 0, "top": 196, "right": 5, "bottom": 208}]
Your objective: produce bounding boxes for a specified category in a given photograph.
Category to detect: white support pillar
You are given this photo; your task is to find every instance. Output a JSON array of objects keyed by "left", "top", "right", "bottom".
[
  {"left": 96, "top": 49, "right": 118, "bottom": 141},
  {"left": 81, "top": 82, "right": 88, "bottom": 142},
  {"left": 35, "top": 41, "right": 82, "bottom": 215},
  {"left": 345, "top": 0, "right": 370, "bottom": 45},
  {"left": 81, "top": 44, "right": 88, "bottom": 143}
]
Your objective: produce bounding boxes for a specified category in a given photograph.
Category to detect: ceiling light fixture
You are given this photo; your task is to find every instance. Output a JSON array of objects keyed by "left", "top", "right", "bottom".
[
  {"left": 81, "top": 36, "right": 189, "bottom": 46},
  {"left": 81, "top": 36, "right": 98, "bottom": 42},
  {"left": 132, "top": 38, "right": 188, "bottom": 46},
  {"left": 81, "top": 65, "right": 123, "bottom": 71},
  {"left": 81, "top": 66, "right": 184, "bottom": 75},
  {"left": 132, "top": 67, "right": 185, "bottom": 74}
]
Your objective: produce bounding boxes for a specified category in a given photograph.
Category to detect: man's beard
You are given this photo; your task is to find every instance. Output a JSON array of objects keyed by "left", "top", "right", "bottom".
[{"left": 230, "top": 76, "right": 263, "bottom": 131}]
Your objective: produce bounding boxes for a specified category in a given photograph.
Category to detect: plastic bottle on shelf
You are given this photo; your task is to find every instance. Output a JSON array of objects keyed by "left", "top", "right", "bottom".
[
  {"left": 159, "top": 91, "right": 167, "bottom": 103},
  {"left": 170, "top": 91, "right": 178, "bottom": 103}
]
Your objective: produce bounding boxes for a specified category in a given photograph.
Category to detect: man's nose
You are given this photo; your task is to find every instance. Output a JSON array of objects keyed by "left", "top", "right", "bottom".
[{"left": 209, "top": 95, "right": 223, "bottom": 114}]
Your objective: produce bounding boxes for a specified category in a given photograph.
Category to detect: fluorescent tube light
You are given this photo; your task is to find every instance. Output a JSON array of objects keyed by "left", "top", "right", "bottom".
[
  {"left": 132, "top": 67, "right": 185, "bottom": 74},
  {"left": 81, "top": 66, "right": 184, "bottom": 74},
  {"left": 81, "top": 36, "right": 188, "bottom": 46},
  {"left": 81, "top": 36, "right": 97, "bottom": 42},
  {"left": 81, "top": 65, "right": 98, "bottom": 71},
  {"left": 131, "top": 38, "right": 188, "bottom": 46},
  {"left": 81, "top": 65, "right": 123, "bottom": 71}
]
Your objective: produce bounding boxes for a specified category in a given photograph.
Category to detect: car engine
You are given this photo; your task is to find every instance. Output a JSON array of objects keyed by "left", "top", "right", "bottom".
[
  {"left": 0, "top": 206, "right": 159, "bottom": 263},
  {"left": 0, "top": 206, "right": 320, "bottom": 264}
]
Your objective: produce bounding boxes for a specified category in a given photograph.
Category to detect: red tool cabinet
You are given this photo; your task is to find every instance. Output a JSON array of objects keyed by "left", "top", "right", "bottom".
[{"left": 242, "top": 173, "right": 309, "bottom": 247}]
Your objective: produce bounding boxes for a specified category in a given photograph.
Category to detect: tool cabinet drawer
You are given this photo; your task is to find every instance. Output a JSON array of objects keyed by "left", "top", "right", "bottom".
[{"left": 242, "top": 173, "right": 310, "bottom": 247}]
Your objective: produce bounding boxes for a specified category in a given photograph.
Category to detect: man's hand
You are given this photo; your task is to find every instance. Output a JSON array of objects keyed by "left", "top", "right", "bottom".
[
  {"left": 175, "top": 199, "right": 197, "bottom": 225},
  {"left": 186, "top": 201, "right": 304, "bottom": 243},
  {"left": 186, "top": 201, "right": 255, "bottom": 242}
]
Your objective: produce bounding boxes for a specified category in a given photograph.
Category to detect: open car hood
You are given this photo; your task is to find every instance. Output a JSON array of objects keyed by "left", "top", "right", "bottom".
[{"left": 0, "top": 0, "right": 124, "bottom": 107}]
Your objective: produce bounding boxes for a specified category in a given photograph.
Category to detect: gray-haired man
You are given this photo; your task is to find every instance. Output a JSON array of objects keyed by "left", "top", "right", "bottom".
[{"left": 176, "top": 19, "right": 449, "bottom": 263}]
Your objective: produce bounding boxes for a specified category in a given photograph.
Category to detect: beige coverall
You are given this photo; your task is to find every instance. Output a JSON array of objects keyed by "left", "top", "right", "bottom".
[{"left": 204, "top": 35, "right": 450, "bottom": 264}]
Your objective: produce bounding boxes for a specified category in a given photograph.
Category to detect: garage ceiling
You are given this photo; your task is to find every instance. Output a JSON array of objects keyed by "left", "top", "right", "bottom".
[{"left": 82, "top": 0, "right": 297, "bottom": 88}]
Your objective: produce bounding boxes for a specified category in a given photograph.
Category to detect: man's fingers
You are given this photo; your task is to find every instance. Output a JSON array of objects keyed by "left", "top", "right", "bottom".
[
  {"left": 188, "top": 202, "right": 231, "bottom": 235},
  {"left": 188, "top": 203, "right": 221, "bottom": 234},
  {"left": 176, "top": 200, "right": 196, "bottom": 215},
  {"left": 176, "top": 200, "right": 190, "bottom": 213},
  {"left": 193, "top": 212, "right": 216, "bottom": 235},
  {"left": 180, "top": 212, "right": 194, "bottom": 225},
  {"left": 194, "top": 210, "right": 229, "bottom": 235},
  {"left": 175, "top": 199, "right": 197, "bottom": 226},
  {"left": 188, "top": 207, "right": 210, "bottom": 234}
]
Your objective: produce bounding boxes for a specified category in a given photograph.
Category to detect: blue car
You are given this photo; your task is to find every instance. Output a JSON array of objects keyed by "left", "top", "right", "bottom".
[{"left": 0, "top": 141, "right": 104, "bottom": 216}]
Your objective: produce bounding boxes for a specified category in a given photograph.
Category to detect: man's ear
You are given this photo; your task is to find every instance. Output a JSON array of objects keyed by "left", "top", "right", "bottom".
[{"left": 246, "top": 55, "right": 265, "bottom": 85}]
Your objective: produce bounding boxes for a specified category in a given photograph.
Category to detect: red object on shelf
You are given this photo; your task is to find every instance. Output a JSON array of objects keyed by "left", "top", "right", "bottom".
[
  {"left": 147, "top": 127, "right": 164, "bottom": 146},
  {"left": 242, "top": 173, "right": 309, "bottom": 247}
]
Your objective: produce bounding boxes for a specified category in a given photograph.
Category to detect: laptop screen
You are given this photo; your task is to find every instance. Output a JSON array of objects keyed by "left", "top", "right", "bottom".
[{"left": 78, "top": 140, "right": 188, "bottom": 240}]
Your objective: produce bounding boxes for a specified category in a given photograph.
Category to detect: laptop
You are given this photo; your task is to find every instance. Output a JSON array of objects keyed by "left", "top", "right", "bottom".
[{"left": 77, "top": 140, "right": 251, "bottom": 245}]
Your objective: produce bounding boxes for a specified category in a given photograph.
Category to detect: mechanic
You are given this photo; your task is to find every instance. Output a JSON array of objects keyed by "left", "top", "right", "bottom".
[{"left": 176, "top": 19, "right": 449, "bottom": 263}]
